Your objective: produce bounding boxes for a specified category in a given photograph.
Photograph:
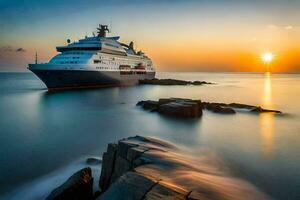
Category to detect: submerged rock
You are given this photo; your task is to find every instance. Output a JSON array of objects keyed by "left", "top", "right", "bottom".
[
  {"left": 86, "top": 157, "right": 102, "bottom": 165},
  {"left": 46, "top": 167, "right": 93, "bottom": 200},
  {"left": 203, "top": 102, "right": 236, "bottom": 114},
  {"left": 139, "top": 78, "right": 213, "bottom": 85},
  {"left": 98, "top": 136, "right": 269, "bottom": 200},
  {"left": 251, "top": 106, "right": 282, "bottom": 113},
  {"left": 136, "top": 100, "right": 159, "bottom": 111}
]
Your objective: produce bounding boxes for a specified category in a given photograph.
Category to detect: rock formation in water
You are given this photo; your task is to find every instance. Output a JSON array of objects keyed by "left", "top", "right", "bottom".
[
  {"left": 137, "top": 98, "right": 203, "bottom": 118},
  {"left": 137, "top": 98, "right": 282, "bottom": 118},
  {"left": 139, "top": 78, "right": 213, "bottom": 85},
  {"left": 46, "top": 136, "right": 270, "bottom": 200},
  {"left": 86, "top": 157, "right": 102, "bottom": 165},
  {"left": 98, "top": 135, "right": 269, "bottom": 200},
  {"left": 46, "top": 167, "right": 93, "bottom": 200}
]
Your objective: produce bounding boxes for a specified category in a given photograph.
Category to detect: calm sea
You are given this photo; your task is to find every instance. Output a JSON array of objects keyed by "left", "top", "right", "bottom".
[{"left": 0, "top": 72, "right": 299, "bottom": 199}]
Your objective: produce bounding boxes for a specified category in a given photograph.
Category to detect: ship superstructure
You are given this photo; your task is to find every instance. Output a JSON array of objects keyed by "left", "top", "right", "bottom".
[{"left": 28, "top": 24, "right": 155, "bottom": 90}]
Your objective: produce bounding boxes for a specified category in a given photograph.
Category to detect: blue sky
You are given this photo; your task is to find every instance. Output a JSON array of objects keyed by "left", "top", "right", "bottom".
[{"left": 1, "top": 0, "right": 300, "bottom": 72}]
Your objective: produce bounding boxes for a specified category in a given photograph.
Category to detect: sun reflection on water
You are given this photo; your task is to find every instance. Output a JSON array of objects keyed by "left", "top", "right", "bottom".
[
  {"left": 263, "top": 72, "right": 272, "bottom": 107},
  {"left": 260, "top": 72, "right": 274, "bottom": 158}
]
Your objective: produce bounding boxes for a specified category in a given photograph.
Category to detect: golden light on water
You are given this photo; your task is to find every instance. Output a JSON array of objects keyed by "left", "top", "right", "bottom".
[
  {"left": 260, "top": 113, "right": 274, "bottom": 158},
  {"left": 260, "top": 72, "right": 274, "bottom": 158},
  {"left": 263, "top": 72, "right": 272, "bottom": 107}
]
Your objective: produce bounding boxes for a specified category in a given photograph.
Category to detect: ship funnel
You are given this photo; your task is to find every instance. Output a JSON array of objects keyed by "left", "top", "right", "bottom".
[{"left": 97, "top": 24, "right": 110, "bottom": 37}]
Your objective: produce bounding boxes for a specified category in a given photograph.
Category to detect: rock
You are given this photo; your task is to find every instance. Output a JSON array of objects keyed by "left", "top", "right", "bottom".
[
  {"left": 212, "top": 105, "right": 236, "bottom": 114},
  {"left": 86, "top": 157, "right": 102, "bottom": 165},
  {"left": 137, "top": 98, "right": 282, "bottom": 117},
  {"left": 137, "top": 98, "right": 202, "bottom": 118},
  {"left": 143, "top": 181, "right": 188, "bottom": 200},
  {"left": 136, "top": 100, "right": 159, "bottom": 111},
  {"left": 227, "top": 103, "right": 256, "bottom": 109},
  {"left": 158, "top": 101, "right": 202, "bottom": 118},
  {"left": 99, "top": 172, "right": 157, "bottom": 200},
  {"left": 251, "top": 106, "right": 282, "bottom": 113},
  {"left": 202, "top": 103, "right": 236, "bottom": 114},
  {"left": 99, "top": 143, "right": 118, "bottom": 192},
  {"left": 192, "top": 80, "right": 212, "bottom": 85},
  {"left": 46, "top": 167, "right": 93, "bottom": 200},
  {"left": 98, "top": 136, "right": 269, "bottom": 200},
  {"left": 139, "top": 78, "right": 213, "bottom": 85}
]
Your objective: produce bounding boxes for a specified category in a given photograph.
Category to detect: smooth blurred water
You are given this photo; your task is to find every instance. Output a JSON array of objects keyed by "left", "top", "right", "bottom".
[{"left": 0, "top": 72, "right": 299, "bottom": 199}]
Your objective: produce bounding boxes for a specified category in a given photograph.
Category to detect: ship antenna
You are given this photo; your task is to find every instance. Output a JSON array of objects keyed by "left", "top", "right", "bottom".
[
  {"left": 110, "top": 20, "right": 112, "bottom": 34},
  {"left": 35, "top": 52, "right": 38, "bottom": 64}
]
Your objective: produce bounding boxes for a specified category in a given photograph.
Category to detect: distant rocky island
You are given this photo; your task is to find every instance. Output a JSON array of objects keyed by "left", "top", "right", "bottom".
[
  {"left": 139, "top": 78, "right": 214, "bottom": 85},
  {"left": 137, "top": 98, "right": 282, "bottom": 118},
  {"left": 46, "top": 136, "right": 269, "bottom": 200}
]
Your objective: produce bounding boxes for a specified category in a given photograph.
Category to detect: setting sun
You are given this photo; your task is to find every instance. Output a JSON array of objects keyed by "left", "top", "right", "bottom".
[{"left": 262, "top": 53, "right": 274, "bottom": 63}]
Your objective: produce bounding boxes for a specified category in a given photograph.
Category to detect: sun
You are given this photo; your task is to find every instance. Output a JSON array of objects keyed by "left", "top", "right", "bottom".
[{"left": 262, "top": 52, "right": 274, "bottom": 63}]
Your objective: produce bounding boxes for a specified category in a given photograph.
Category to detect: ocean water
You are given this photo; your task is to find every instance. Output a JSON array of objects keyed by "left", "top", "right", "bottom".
[{"left": 0, "top": 72, "right": 299, "bottom": 199}]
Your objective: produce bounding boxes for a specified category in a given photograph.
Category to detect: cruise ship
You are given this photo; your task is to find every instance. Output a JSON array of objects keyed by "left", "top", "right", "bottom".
[{"left": 28, "top": 24, "right": 156, "bottom": 90}]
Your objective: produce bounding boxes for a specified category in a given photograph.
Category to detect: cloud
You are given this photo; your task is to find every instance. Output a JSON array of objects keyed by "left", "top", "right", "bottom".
[
  {"left": 267, "top": 24, "right": 278, "bottom": 29},
  {"left": 284, "top": 26, "right": 293, "bottom": 30},
  {"left": 267, "top": 24, "right": 295, "bottom": 30},
  {"left": 0, "top": 46, "right": 13, "bottom": 52},
  {"left": 16, "top": 48, "right": 26, "bottom": 52},
  {"left": 0, "top": 46, "right": 26, "bottom": 53}
]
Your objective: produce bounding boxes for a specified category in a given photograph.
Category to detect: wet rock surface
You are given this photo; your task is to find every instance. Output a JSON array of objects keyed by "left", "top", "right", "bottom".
[
  {"left": 139, "top": 78, "right": 213, "bottom": 85},
  {"left": 97, "top": 135, "right": 269, "bottom": 200},
  {"left": 46, "top": 167, "right": 93, "bottom": 200},
  {"left": 137, "top": 98, "right": 282, "bottom": 117},
  {"left": 46, "top": 136, "right": 270, "bottom": 200}
]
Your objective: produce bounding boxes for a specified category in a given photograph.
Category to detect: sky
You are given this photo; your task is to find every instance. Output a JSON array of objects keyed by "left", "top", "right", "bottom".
[{"left": 0, "top": 0, "right": 300, "bottom": 72}]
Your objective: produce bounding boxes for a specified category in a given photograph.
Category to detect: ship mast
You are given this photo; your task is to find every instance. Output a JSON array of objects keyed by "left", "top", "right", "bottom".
[{"left": 35, "top": 52, "right": 38, "bottom": 64}]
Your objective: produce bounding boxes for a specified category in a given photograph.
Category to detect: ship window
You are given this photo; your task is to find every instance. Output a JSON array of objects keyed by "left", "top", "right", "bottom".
[{"left": 94, "top": 60, "right": 100, "bottom": 64}]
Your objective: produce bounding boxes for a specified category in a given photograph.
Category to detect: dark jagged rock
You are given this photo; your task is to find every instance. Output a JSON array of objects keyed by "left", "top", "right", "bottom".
[
  {"left": 136, "top": 100, "right": 159, "bottom": 111},
  {"left": 212, "top": 105, "right": 236, "bottom": 114},
  {"left": 139, "top": 78, "right": 213, "bottom": 86},
  {"left": 202, "top": 102, "right": 236, "bottom": 114},
  {"left": 86, "top": 157, "right": 102, "bottom": 165},
  {"left": 227, "top": 103, "right": 256, "bottom": 109},
  {"left": 46, "top": 167, "right": 93, "bottom": 200},
  {"left": 251, "top": 106, "right": 282, "bottom": 113}
]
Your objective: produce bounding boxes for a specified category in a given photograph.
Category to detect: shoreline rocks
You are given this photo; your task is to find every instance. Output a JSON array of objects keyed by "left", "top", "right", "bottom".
[
  {"left": 137, "top": 98, "right": 282, "bottom": 118},
  {"left": 98, "top": 136, "right": 269, "bottom": 200},
  {"left": 46, "top": 136, "right": 270, "bottom": 200},
  {"left": 46, "top": 167, "right": 93, "bottom": 200},
  {"left": 139, "top": 78, "right": 213, "bottom": 86}
]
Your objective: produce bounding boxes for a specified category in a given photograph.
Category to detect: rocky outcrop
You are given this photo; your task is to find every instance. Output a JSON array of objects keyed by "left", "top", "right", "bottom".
[
  {"left": 250, "top": 106, "right": 282, "bottom": 113},
  {"left": 139, "top": 78, "right": 213, "bottom": 85},
  {"left": 98, "top": 136, "right": 269, "bottom": 200},
  {"left": 137, "top": 98, "right": 202, "bottom": 118},
  {"left": 137, "top": 98, "right": 282, "bottom": 117},
  {"left": 86, "top": 157, "right": 102, "bottom": 165},
  {"left": 203, "top": 102, "right": 236, "bottom": 114},
  {"left": 46, "top": 167, "right": 93, "bottom": 200}
]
